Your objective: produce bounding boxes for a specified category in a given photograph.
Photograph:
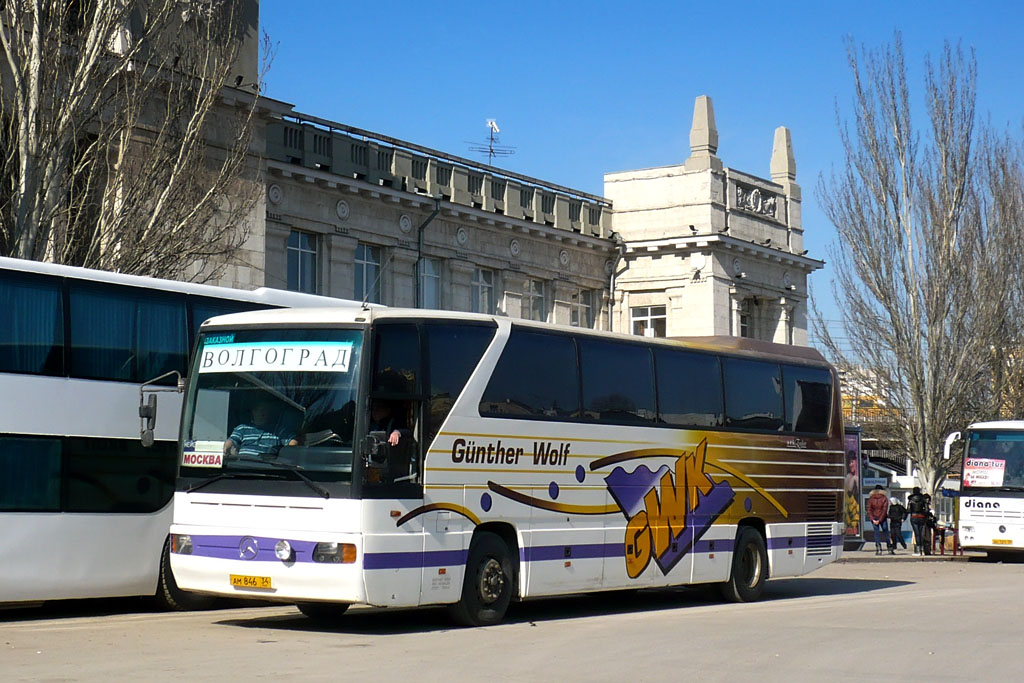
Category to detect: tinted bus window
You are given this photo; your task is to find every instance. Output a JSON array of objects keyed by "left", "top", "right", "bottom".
[
  {"left": 480, "top": 330, "right": 579, "bottom": 420},
  {"left": 0, "top": 272, "right": 64, "bottom": 375},
  {"left": 0, "top": 437, "right": 61, "bottom": 511},
  {"left": 723, "top": 358, "right": 783, "bottom": 431},
  {"left": 63, "top": 438, "right": 177, "bottom": 513},
  {"left": 69, "top": 283, "right": 187, "bottom": 382},
  {"left": 579, "top": 339, "right": 656, "bottom": 425},
  {"left": 425, "top": 323, "right": 495, "bottom": 444},
  {"left": 371, "top": 324, "right": 420, "bottom": 396},
  {"left": 782, "top": 365, "right": 833, "bottom": 434},
  {"left": 655, "top": 348, "right": 724, "bottom": 427},
  {"left": 190, "top": 296, "right": 271, "bottom": 343}
]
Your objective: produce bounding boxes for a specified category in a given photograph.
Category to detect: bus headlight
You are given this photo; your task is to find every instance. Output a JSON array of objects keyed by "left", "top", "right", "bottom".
[
  {"left": 274, "top": 540, "right": 294, "bottom": 561},
  {"left": 313, "top": 542, "right": 357, "bottom": 564},
  {"left": 170, "top": 534, "right": 193, "bottom": 555}
]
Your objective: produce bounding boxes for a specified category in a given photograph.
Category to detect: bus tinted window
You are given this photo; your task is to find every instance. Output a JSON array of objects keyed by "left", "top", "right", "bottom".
[
  {"left": 63, "top": 438, "right": 177, "bottom": 513},
  {"left": 782, "top": 365, "right": 832, "bottom": 434},
  {"left": 426, "top": 323, "right": 495, "bottom": 443},
  {"left": 0, "top": 437, "right": 61, "bottom": 511},
  {"left": 480, "top": 330, "right": 580, "bottom": 419},
  {"left": 190, "top": 297, "right": 270, "bottom": 343},
  {"left": 0, "top": 272, "right": 64, "bottom": 375},
  {"left": 580, "top": 339, "right": 656, "bottom": 425},
  {"left": 723, "top": 358, "right": 783, "bottom": 431},
  {"left": 371, "top": 324, "right": 420, "bottom": 396},
  {"left": 655, "top": 348, "right": 724, "bottom": 427},
  {"left": 69, "top": 284, "right": 188, "bottom": 382}
]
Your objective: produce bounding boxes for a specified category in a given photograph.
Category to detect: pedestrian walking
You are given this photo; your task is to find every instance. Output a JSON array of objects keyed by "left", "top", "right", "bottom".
[
  {"left": 907, "top": 486, "right": 928, "bottom": 556},
  {"left": 888, "top": 496, "right": 908, "bottom": 551},
  {"left": 866, "top": 484, "right": 893, "bottom": 555}
]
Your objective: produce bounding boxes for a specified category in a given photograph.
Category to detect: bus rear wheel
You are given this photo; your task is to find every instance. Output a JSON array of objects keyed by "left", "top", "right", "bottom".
[
  {"left": 449, "top": 532, "right": 514, "bottom": 627},
  {"left": 720, "top": 527, "right": 768, "bottom": 603},
  {"left": 296, "top": 602, "right": 350, "bottom": 621}
]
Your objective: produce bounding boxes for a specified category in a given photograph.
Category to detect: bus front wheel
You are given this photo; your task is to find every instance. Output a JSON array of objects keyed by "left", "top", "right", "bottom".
[
  {"left": 157, "top": 537, "right": 216, "bottom": 611},
  {"left": 720, "top": 527, "right": 768, "bottom": 603},
  {"left": 450, "top": 532, "right": 514, "bottom": 627}
]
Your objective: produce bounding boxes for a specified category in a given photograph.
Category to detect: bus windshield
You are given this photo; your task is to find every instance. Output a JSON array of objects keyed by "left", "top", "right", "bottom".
[
  {"left": 180, "top": 328, "right": 363, "bottom": 483},
  {"left": 964, "top": 431, "right": 1024, "bottom": 491}
]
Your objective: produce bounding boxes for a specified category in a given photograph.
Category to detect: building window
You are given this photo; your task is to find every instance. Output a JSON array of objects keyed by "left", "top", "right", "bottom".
[
  {"left": 287, "top": 230, "right": 318, "bottom": 294},
  {"left": 570, "top": 288, "right": 594, "bottom": 328},
  {"left": 418, "top": 258, "right": 441, "bottom": 309},
  {"left": 739, "top": 299, "right": 752, "bottom": 338},
  {"left": 355, "top": 243, "right": 381, "bottom": 304},
  {"left": 631, "top": 305, "right": 666, "bottom": 337},
  {"left": 472, "top": 269, "right": 494, "bottom": 314},
  {"left": 525, "top": 279, "right": 548, "bottom": 322}
]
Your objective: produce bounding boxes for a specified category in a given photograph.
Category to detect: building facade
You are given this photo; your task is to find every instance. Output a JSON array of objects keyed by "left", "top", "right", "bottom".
[{"left": 237, "top": 94, "right": 822, "bottom": 345}]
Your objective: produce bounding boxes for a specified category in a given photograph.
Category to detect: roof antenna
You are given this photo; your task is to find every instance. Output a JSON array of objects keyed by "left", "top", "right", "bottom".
[
  {"left": 361, "top": 250, "right": 395, "bottom": 310},
  {"left": 467, "top": 119, "right": 515, "bottom": 165}
]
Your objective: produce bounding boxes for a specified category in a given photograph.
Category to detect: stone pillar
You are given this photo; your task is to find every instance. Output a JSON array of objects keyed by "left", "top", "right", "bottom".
[
  {"left": 770, "top": 126, "right": 804, "bottom": 253},
  {"left": 684, "top": 95, "right": 723, "bottom": 173},
  {"left": 390, "top": 249, "right": 418, "bottom": 308},
  {"left": 325, "top": 234, "right": 357, "bottom": 300},
  {"left": 552, "top": 280, "right": 575, "bottom": 326},
  {"left": 729, "top": 288, "right": 745, "bottom": 338},
  {"left": 500, "top": 270, "right": 526, "bottom": 319},
  {"left": 665, "top": 286, "right": 687, "bottom": 336},
  {"left": 447, "top": 259, "right": 475, "bottom": 312}
]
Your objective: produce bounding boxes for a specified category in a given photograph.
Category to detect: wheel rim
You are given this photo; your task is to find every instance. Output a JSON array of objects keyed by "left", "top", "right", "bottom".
[
  {"left": 478, "top": 557, "right": 505, "bottom": 604},
  {"left": 740, "top": 545, "right": 762, "bottom": 588}
]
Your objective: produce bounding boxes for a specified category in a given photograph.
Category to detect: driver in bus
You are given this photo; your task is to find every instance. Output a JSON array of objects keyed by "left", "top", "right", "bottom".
[{"left": 224, "top": 399, "right": 295, "bottom": 458}]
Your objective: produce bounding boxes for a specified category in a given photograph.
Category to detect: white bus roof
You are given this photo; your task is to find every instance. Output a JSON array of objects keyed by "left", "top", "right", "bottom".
[
  {"left": 0, "top": 255, "right": 358, "bottom": 308},
  {"left": 966, "top": 421, "right": 1024, "bottom": 431},
  {"left": 200, "top": 306, "right": 829, "bottom": 365}
]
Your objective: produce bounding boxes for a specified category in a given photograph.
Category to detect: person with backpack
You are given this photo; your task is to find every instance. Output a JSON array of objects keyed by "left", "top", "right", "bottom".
[
  {"left": 907, "top": 486, "right": 928, "bottom": 556},
  {"left": 888, "top": 496, "right": 908, "bottom": 551},
  {"left": 866, "top": 484, "right": 893, "bottom": 555}
]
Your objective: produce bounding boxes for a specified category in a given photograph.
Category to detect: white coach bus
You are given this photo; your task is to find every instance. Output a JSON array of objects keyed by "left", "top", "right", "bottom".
[
  {"left": 946, "top": 421, "right": 1024, "bottom": 556},
  {"left": 0, "top": 256, "right": 356, "bottom": 608},
  {"left": 169, "top": 306, "right": 846, "bottom": 625}
]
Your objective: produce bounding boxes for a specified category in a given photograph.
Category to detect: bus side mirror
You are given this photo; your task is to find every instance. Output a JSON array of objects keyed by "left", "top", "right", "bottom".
[
  {"left": 943, "top": 431, "right": 961, "bottom": 460},
  {"left": 140, "top": 395, "right": 157, "bottom": 447},
  {"left": 138, "top": 370, "right": 184, "bottom": 448}
]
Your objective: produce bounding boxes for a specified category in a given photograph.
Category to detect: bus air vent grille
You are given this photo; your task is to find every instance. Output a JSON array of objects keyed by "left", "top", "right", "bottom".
[
  {"left": 806, "top": 493, "right": 839, "bottom": 522},
  {"left": 806, "top": 522, "right": 833, "bottom": 556}
]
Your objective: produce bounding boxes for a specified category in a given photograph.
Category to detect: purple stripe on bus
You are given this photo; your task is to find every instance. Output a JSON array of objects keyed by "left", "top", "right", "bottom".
[{"left": 363, "top": 549, "right": 468, "bottom": 570}]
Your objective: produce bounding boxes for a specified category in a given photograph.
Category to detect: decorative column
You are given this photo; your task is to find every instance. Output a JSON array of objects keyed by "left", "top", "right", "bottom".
[
  {"left": 325, "top": 234, "right": 357, "bottom": 300},
  {"left": 447, "top": 259, "right": 475, "bottom": 312},
  {"left": 500, "top": 270, "right": 526, "bottom": 318}
]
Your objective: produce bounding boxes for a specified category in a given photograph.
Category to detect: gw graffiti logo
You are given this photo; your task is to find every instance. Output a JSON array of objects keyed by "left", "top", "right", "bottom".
[{"left": 594, "top": 439, "right": 734, "bottom": 578}]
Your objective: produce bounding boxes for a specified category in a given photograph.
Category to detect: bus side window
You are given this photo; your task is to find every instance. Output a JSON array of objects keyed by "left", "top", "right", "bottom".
[{"left": 425, "top": 323, "right": 495, "bottom": 446}]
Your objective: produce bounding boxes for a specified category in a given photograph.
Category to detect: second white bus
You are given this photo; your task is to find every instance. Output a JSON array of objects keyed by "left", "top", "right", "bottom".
[{"left": 0, "top": 256, "right": 358, "bottom": 608}]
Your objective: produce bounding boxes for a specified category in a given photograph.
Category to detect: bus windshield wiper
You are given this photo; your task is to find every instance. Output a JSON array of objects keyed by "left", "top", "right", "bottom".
[
  {"left": 184, "top": 470, "right": 278, "bottom": 493},
  {"left": 223, "top": 455, "right": 331, "bottom": 499}
]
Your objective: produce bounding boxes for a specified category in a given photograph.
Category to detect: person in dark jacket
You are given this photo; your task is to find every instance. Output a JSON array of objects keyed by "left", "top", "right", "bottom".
[
  {"left": 888, "top": 496, "right": 908, "bottom": 551},
  {"left": 907, "top": 486, "right": 928, "bottom": 556},
  {"left": 866, "top": 485, "right": 893, "bottom": 555}
]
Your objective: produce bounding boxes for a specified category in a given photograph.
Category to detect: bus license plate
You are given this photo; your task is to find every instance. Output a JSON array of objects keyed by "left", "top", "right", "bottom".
[
  {"left": 230, "top": 574, "right": 273, "bottom": 589},
  {"left": 992, "top": 539, "right": 1012, "bottom": 545}
]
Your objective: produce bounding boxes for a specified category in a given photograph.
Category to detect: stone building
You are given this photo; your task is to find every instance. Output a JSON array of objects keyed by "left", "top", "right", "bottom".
[
  {"left": 604, "top": 96, "right": 822, "bottom": 344},
  {"left": 247, "top": 94, "right": 822, "bottom": 345}
]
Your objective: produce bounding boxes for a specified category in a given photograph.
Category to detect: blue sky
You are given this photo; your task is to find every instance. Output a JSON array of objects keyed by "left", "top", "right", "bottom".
[{"left": 259, "top": 1, "right": 1024, "bottom": 347}]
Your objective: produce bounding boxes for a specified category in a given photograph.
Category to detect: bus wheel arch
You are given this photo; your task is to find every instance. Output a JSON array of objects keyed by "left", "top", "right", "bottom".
[
  {"left": 156, "top": 536, "right": 216, "bottom": 611},
  {"left": 720, "top": 521, "right": 769, "bottom": 603},
  {"left": 450, "top": 525, "right": 518, "bottom": 627}
]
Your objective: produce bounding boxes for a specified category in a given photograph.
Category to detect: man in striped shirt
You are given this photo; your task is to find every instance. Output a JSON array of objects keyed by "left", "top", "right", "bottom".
[{"left": 224, "top": 399, "right": 294, "bottom": 458}]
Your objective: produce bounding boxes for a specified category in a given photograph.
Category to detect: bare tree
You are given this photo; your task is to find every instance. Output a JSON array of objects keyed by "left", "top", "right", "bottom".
[
  {"left": 0, "top": 0, "right": 263, "bottom": 282},
  {"left": 815, "top": 34, "right": 1024, "bottom": 495}
]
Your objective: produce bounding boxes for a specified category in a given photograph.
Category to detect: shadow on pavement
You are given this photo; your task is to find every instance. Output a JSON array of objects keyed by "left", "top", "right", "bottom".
[
  {"left": 217, "top": 576, "right": 910, "bottom": 635},
  {"left": 0, "top": 596, "right": 266, "bottom": 623}
]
